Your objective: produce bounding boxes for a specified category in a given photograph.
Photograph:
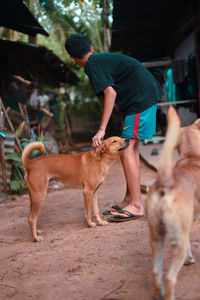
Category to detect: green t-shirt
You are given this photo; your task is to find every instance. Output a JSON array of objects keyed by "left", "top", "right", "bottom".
[{"left": 84, "top": 53, "right": 163, "bottom": 115}]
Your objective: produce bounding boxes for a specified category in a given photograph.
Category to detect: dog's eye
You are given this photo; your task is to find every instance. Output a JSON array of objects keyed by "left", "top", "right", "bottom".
[{"left": 112, "top": 141, "right": 117, "bottom": 143}]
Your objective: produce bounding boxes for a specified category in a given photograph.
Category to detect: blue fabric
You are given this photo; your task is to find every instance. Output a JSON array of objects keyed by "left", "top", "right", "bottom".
[
  {"left": 165, "top": 68, "right": 176, "bottom": 102},
  {"left": 121, "top": 104, "right": 157, "bottom": 140}
]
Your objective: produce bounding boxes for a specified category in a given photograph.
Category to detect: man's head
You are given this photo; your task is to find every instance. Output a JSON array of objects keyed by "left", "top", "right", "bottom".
[
  {"left": 65, "top": 34, "right": 91, "bottom": 58},
  {"left": 65, "top": 34, "right": 93, "bottom": 67}
]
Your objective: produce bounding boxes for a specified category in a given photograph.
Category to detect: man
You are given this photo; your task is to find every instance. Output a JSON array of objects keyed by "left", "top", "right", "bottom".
[{"left": 65, "top": 34, "right": 162, "bottom": 222}]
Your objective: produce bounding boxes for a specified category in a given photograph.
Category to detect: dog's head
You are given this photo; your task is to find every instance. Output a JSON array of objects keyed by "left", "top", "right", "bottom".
[
  {"left": 95, "top": 137, "right": 129, "bottom": 158},
  {"left": 178, "top": 118, "right": 200, "bottom": 157}
]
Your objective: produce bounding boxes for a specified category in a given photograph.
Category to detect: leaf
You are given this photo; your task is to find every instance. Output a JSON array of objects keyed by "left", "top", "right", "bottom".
[
  {"left": 6, "top": 153, "right": 21, "bottom": 162},
  {"left": 9, "top": 180, "right": 21, "bottom": 191},
  {"left": 14, "top": 161, "right": 24, "bottom": 169},
  {"left": 38, "top": 135, "right": 45, "bottom": 142},
  {"left": 16, "top": 128, "right": 20, "bottom": 136},
  {"left": 31, "top": 149, "right": 40, "bottom": 156},
  {"left": 21, "top": 141, "right": 29, "bottom": 149}
]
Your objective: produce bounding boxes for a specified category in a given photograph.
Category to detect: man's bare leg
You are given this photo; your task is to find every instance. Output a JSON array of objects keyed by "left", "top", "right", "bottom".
[{"left": 111, "top": 138, "right": 144, "bottom": 217}]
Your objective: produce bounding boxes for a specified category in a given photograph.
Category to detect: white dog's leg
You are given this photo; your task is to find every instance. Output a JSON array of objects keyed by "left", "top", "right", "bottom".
[
  {"left": 151, "top": 237, "right": 165, "bottom": 300},
  {"left": 184, "top": 240, "right": 195, "bottom": 265},
  {"left": 165, "top": 235, "right": 188, "bottom": 300}
]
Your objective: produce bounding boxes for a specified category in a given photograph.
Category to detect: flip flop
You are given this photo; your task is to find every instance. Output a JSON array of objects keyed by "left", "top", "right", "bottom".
[
  {"left": 102, "top": 205, "right": 121, "bottom": 215},
  {"left": 107, "top": 209, "right": 144, "bottom": 222}
]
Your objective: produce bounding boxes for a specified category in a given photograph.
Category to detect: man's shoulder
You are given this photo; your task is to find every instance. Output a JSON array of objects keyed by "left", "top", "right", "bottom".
[
  {"left": 86, "top": 52, "right": 135, "bottom": 69},
  {"left": 90, "top": 52, "right": 132, "bottom": 60}
]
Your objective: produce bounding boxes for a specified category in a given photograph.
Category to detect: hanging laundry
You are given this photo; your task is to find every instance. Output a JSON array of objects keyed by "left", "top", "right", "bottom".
[
  {"left": 171, "top": 58, "right": 188, "bottom": 84},
  {"left": 165, "top": 68, "right": 176, "bottom": 102}
]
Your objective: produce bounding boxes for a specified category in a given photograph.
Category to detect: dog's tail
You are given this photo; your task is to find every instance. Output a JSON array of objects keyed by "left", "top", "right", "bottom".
[
  {"left": 157, "top": 106, "right": 181, "bottom": 188},
  {"left": 22, "top": 142, "right": 46, "bottom": 170}
]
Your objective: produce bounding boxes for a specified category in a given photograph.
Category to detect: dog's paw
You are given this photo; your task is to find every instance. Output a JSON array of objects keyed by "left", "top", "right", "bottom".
[
  {"left": 98, "top": 220, "right": 109, "bottom": 226},
  {"left": 184, "top": 257, "right": 195, "bottom": 265},
  {"left": 154, "top": 286, "right": 165, "bottom": 300},
  {"left": 37, "top": 230, "right": 43, "bottom": 235},
  {"left": 34, "top": 235, "right": 44, "bottom": 242},
  {"left": 88, "top": 222, "right": 97, "bottom": 228}
]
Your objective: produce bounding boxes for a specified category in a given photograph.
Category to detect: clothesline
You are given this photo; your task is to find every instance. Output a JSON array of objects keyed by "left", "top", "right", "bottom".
[
  {"left": 158, "top": 99, "right": 196, "bottom": 107},
  {"left": 143, "top": 60, "right": 171, "bottom": 68},
  {"left": 143, "top": 57, "right": 190, "bottom": 68}
]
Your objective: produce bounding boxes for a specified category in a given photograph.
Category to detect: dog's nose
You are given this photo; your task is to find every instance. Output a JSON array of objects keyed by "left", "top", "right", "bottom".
[{"left": 125, "top": 138, "right": 129, "bottom": 144}]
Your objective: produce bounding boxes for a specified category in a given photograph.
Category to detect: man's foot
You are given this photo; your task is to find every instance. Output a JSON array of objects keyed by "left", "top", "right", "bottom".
[
  {"left": 108, "top": 210, "right": 145, "bottom": 222},
  {"left": 111, "top": 204, "right": 144, "bottom": 218},
  {"left": 102, "top": 200, "right": 129, "bottom": 215}
]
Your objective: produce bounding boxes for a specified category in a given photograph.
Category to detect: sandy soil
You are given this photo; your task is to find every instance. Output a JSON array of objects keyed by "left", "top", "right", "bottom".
[{"left": 0, "top": 159, "right": 200, "bottom": 300}]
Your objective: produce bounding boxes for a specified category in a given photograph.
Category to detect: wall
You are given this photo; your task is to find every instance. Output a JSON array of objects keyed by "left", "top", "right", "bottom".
[
  {"left": 174, "top": 31, "right": 198, "bottom": 125},
  {"left": 174, "top": 32, "right": 195, "bottom": 59}
]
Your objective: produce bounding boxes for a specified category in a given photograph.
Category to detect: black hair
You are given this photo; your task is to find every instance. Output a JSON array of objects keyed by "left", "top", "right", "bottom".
[{"left": 65, "top": 34, "right": 91, "bottom": 58}]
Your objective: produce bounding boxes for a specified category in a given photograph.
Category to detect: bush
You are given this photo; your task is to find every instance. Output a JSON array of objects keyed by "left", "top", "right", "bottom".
[{"left": 6, "top": 134, "right": 48, "bottom": 193}]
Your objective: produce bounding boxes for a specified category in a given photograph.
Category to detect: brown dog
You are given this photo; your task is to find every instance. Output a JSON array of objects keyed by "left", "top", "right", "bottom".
[
  {"left": 22, "top": 136, "right": 129, "bottom": 242},
  {"left": 146, "top": 106, "right": 200, "bottom": 300}
]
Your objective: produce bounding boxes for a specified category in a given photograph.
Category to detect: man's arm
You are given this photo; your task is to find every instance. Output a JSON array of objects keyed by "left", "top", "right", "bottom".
[{"left": 92, "top": 86, "right": 117, "bottom": 147}]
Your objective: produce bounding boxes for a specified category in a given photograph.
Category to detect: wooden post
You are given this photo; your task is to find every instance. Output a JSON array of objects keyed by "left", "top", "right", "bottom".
[
  {"left": 18, "top": 102, "right": 31, "bottom": 137},
  {"left": 64, "top": 112, "right": 72, "bottom": 146},
  {"left": 0, "top": 100, "right": 7, "bottom": 193}
]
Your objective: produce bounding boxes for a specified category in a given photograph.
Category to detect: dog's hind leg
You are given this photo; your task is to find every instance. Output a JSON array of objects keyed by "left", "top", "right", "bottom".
[
  {"left": 83, "top": 189, "right": 96, "bottom": 227},
  {"left": 165, "top": 235, "right": 188, "bottom": 300},
  {"left": 151, "top": 236, "right": 165, "bottom": 300},
  {"left": 93, "top": 192, "right": 108, "bottom": 226},
  {"left": 28, "top": 187, "right": 47, "bottom": 242}
]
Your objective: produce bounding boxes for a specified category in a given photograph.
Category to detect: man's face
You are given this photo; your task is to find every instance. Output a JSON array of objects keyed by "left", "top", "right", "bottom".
[
  {"left": 69, "top": 56, "right": 85, "bottom": 67},
  {"left": 68, "top": 45, "right": 93, "bottom": 67}
]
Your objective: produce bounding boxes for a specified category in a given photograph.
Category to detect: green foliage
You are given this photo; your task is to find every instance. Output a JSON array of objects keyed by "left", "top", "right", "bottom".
[
  {"left": 10, "top": 180, "right": 26, "bottom": 192},
  {"left": 57, "top": 93, "right": 68, "bottom": 129},
  {"left": 6, "top": 153, "right": 23, "bottom": 168},
  {"left": 69, "top": 78, "right": 102, "bottom": 119},
  {"left": 6, "top": 134, "right": 47, "bottom": 193},
  {"left": 35, "top": 0, "right": 112, "bottom": 60}
]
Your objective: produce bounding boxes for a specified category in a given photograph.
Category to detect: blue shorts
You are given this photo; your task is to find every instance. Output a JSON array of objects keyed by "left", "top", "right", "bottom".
[{"left": 121, "top": 104, "right": 157, "bottom": 140}]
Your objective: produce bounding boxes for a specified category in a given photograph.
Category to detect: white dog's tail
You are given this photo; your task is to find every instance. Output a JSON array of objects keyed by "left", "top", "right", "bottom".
[
  {"left": 22, "top": 142, "right": 46, "bottom": 170},
  {"left": 157, "top": 106, "right": 181, "bottom": 188}
]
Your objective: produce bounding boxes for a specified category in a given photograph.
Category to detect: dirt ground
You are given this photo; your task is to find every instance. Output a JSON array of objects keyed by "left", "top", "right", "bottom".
[{"left": 0, "top": 158, "right": 200, "bottom": 300}]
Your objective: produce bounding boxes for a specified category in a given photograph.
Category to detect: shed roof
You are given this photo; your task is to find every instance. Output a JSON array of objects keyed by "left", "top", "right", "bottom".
[
  {"left": 0, "top": 0, "right": 48, "bottom": 36},
  {"left": 111, "top": 0, "right": 200, "bottom": 61},
  {"left": 0, "top": 40, "right": 79, "bottom": 96}
]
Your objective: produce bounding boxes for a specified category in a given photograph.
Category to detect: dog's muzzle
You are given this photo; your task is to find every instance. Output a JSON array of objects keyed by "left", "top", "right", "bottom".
[{"left": 118, "top": 138, "right": 130, "bottom": 151}]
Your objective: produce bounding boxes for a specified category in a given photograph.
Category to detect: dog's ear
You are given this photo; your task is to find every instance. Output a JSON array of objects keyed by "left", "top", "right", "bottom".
[{"left": 95, "top": 142, "right": 106, "bottom": 154}]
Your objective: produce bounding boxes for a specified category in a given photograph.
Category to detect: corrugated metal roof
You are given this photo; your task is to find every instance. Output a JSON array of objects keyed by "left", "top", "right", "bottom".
[{"left": 0, "top": 0, "right": 48, "bottom": 36}]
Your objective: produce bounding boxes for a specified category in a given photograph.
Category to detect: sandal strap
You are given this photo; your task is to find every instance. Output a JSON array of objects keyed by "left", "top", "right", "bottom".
[
  {"left": 117, "top": 209, "right": 135, "bottom": 217},
  {"left": 111, "top": 205, "right": 121, "bottom": 211}
]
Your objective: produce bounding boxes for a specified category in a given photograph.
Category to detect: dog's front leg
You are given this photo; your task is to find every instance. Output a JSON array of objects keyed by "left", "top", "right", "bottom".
[
  {"left": 184, "top": 240, "right": 195, "bottom": 265},
  {"left": 93, "top": 192, "right": 108, "bottom": 226},
  {"left": 83, "top": 189, "right": 96, "bottom": 227}
]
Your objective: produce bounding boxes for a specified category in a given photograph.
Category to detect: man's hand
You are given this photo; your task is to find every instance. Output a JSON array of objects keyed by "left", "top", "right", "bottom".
[
  {"left": 92, "top": 129, "right": 105, "bottom": 148},
  {"left": 92, "top": 86, "right": 116, "bottom": 148}
]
